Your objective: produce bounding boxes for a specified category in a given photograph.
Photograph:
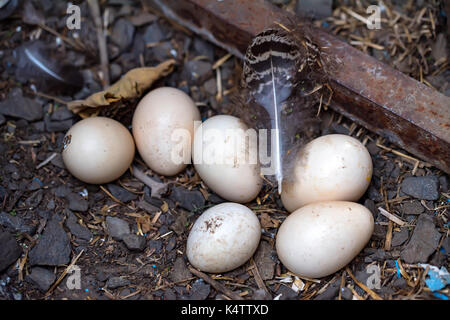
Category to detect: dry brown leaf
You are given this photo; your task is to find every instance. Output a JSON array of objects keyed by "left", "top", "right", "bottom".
[{"left": 67, "top": 59, "right": 176, "bottom": 117}]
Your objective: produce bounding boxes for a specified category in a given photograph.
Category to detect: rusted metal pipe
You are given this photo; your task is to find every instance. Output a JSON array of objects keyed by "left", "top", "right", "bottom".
[{"left": 146, "top": 0, "right": 450, "bottom": 174}]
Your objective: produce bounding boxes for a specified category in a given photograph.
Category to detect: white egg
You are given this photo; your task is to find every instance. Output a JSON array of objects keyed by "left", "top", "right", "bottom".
[
  {"left": 276, "top": 201, "right": 374, "bottom": 278},
  {"left": 186, "top": 202, "right": 261, "bottom": 273},
  {"left": 62, "top": 117, "right": 135, "bottom": 184},
  {"left": 192, "top": 115, "right": 263, "bottom": 203},
  {"left": 281, "top": 134, "right": 373, "bottom": 212},
  {"left": 132, "top": 87, "right": 201, "bottom": 176}
]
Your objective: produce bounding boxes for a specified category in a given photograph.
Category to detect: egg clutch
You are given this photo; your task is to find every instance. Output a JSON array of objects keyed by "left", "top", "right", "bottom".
[{"left": 62, "top": 86, "right": 374, "bottom": 279}]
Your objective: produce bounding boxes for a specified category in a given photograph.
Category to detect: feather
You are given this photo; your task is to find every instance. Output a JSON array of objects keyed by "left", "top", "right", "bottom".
[
  {"left": 14, "top": 41, "right": 84, "bottom": 95},
  {"left": 240, "top": 24, "right": 329, "bottom": 193}
]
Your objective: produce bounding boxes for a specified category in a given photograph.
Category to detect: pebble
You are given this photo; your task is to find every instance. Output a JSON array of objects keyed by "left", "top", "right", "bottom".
[
  {"left": 165, "top": 237, "right": 176, "bottom": 252},
  {"left": 185, "top": 280, "right": 210, "bottom": 300},
  {"left": 29, "top": 217, "right": 71, "bottom": 266},
  {"left": 254, "top": 241, "right": 276, "bottom": 280},
  {"left": 67, "top": 192, "right": 89, "bottom": 212},
  {"left": 26, "top": 267, "right": 56, "bottom": 292},
  {"left": 105, "top": 216, "right": 130, "bottom": 241},
  {"left": 65, "top": 210, "right": 92, "bottom": 242},
  {"left": 401, "top": 214, "right": 442, "bottom": 263},
  {"left": 122, "top": 233, "right": 146, "bottom": 251},
  {"left": 0, "top": 88, "right": 43, "bottom": 121},
  {"left": 391, "top": 228, "right": 409, "bottom": 247},
  {"left": 148, "top": 239, "right": 163, "bottom": 254},
  {"left": 111, "top": 18, "right": 135, "bottom": 52},
  {"left": 169, "top": 257, "right": 192, "bottom": 283},
  {"left": 340, "top": 287, "right": 353, "bottom": 300},
  {"left": 50, "top": 107, "right": 73, "bottom": 121},
  {"left": 107, "top": 184, "right": 138, "bottom": 203},
  {"left": 25, "top": 189, "right": 44, "bottom": 209},
  {"left": 170, "top": 185, "right": 205, "bottom": 211},
  {"left": 401, "top": 201, "right": 424, "bottom": 215},
  {"left": 275, "top": 285, "right": 299, "bottom": 300},
  {"left": 400, "top": 176, "right": 440, "bottom": 200},
  {"left": 313, "top": 279, "right": 340, "bottom": 300},
  {"left": 0, "top": 229, "right": 22, "bottom": 272},
  {"left": 183, "top": 60, "right": 212, "bottom": 84},
  {"left": 143, "top": 22, "right": 166, "bottom": 44},
  {"left": 295, "top": 0, "right": 332, "bottom": 18},
  {"left": 0, "top": 211, "right": 36, "bottom": 234},
  {"left": 106, "top": 276, "right": 130, "bottom": 289}
]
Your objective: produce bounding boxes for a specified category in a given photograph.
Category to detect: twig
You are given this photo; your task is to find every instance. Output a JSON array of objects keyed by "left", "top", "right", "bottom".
[
  {"left": 249, "top": 259, "right": 271, "bottom": 296},
  {"left": 131, "top": 165, "right": 169, "bottom": 198},
  {"left": 345, "top": 267, "right": 382, "bottom": 300},
  {"left": 378, "top": 207, "right": 407, "bottom": 226},
  {"left": 187, "top": 266, "right": 244, "bottom": 300},
  {"left": 36, "top": 152, "right": 58, "bottom": 169},
  {"left": 87, "top": 0, "right": 110, "bottom": 88}
]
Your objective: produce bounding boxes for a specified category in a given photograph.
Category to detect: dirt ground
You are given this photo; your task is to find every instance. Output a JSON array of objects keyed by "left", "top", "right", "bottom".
[{"left": 0, "top": 0, "right": 448, "bottom": 300}]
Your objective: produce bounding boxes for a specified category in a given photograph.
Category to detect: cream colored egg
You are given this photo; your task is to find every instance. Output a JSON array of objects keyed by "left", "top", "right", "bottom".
[
  {"left": 192, "top": 115, "right": 263, "bottom": 203},
  {"left": 281, "top": 134, "right": 373, "bottom": 212},
  {"left": 276, "top": 201, "right": 374, "bottom": 278},
  {"left": 186, "top": 202, "right": 261, "bottom": 273},
  {"left": 62, "top": 117, "right": 135, "bottom": 184},
  {"left": 132, "top": 87, "right": 201, "bottom": 176}
]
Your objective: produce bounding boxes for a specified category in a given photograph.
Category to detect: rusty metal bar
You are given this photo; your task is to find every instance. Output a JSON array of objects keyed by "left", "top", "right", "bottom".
[{"left": 146, "top": 0, "right": 450, "bottom": 174}]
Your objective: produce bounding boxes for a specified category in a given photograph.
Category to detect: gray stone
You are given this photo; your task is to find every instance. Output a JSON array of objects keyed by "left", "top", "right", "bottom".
[
  {"left": 50, "top": 107, "right": 73, "bottom": 121},
  {"left": 105, "top": 216, "right": 130, "bottom": 241},
  {"left": 0, "top": 229, "right": 22, "bottom": 272},
  {"left": 314, "top": 279, "right": 340, "bottom": 300},
  {"left": 45, "top": 118, "right": 74, "bottom": 132},
  {"left": 29, "top": 218, "right": 71, "bottom": 266},
  {"left": 136, "top": 200, "right": 160, "bottom": 213},
  {"left": 0, "top": 211, "right": 36, "bottom": 234},
  {"left": 53, "top": 185, "right": 71, "bottom": 198},
  {"left": 401, "top": 176, "right": 440, "bottom": 200},
  {"left": 24, "top": 189, "right": 44, "bottom": 209},
  {"left": 111, "top": 18, "right": 135, "bottom": 52},
  {"left": 0, "top": 88, "right": 43, "bottom": 121},
  {"left": 170, "top": 257, "right": 192, "bottom": 283},
  {"left": 192, "top": 37, "right": 214, "bottom": 61},
  {"left": 254, "top": 241, "right": 276, "bottom": 280},
  {"left": 296, "top": 0, "right": 332, "bottom": 18},
  {"left": 276, "top": 285, "right": 299, "bottom": 300},
  {"left": 65, "top": 210, "right": 92, "bottom": 241},
  {"left": 165, "top": 237, "right": 176, "bottom": 252},
  {"left": 106, "top": 276, "right": 130, "bottom": 289},
  {"left": 341, "top": 287, "right": 353, "bottom": 300},
  {"left": 26, "top": 267, "right": 56, "bottom": 292},
  {"left": 184, "top": 60, "right": 212, "bottom": 83},
  {"left": 401, "top": 214, "right": 442, "bottom": 263},
  {"left": 122, "top": 233, "right": 146, "bottom": 251},
  {"left": 0, "top": 113, "right": 5, "bottom": 125},
  {"left": 186, "top": 280, "right": 210, "bottom": 300},
  {"left": 107, "top": 184, "right": 138, "bottom": 203},
  {"left": 391, "top": 228, "right": 409, "bottom": 247},
  {"left": 170, "top": 185, "right": 205, "bottom": 211},
  {"left": 143, "top": 22, "right": 166, "bottom": 44},
  {"left": 401, "top": 201, "right": 424, "bottom": 215},
  {"left": 148, "top": 239, "right": 162, "bottom": 254},
  {"left": 50, "top": 153, "right": 65, "bottom": 169},
  {"left": 67, "top": 192, "right": 89, "bottom": 212}
]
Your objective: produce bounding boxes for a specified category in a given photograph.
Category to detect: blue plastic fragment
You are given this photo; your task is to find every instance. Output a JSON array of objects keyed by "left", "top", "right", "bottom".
[
  {"left": 85, "top": 288, "right": 89, "bottom": 292},
  {"left": 33, "top": 177, "right": 43, "bottom": 186},
  {"left": 394, "top": 260, "right": 401, "bottom": 278},
  {"left": 433, "top": 292, "right": 449, "bottom": 300}
]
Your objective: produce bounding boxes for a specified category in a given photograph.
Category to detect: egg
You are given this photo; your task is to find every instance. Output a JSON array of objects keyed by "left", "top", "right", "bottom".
[
  {"left": 192, "top": 115, "right": 263, "bottom": 203},
  {"left": 281, "top": 134, "right": 373, "bottom": 212},
  {"left": 62, "top": 117, "right": 135, "bottom": 184},
  {"left": 186, "top": 202, "right": 261, "bottom": 273},
  {"left": 132, "top": 87, "right": 201, "bottom": 176},
  {"left": 276, "top": 201, "right": 374, "bottom": 278}
]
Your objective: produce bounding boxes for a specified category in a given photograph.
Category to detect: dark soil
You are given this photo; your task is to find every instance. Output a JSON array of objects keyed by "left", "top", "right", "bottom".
[{"left": 0, "top": 0, "right": 448, "bottom": 300}]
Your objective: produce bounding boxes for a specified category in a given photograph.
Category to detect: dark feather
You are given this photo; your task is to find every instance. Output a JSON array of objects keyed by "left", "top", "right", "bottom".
[
  {"left": 236, "top": 24, "right": 330, "bottom": 192},
  {"left": 14, "top": 41, "right": 84, "bottom": 96}
]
